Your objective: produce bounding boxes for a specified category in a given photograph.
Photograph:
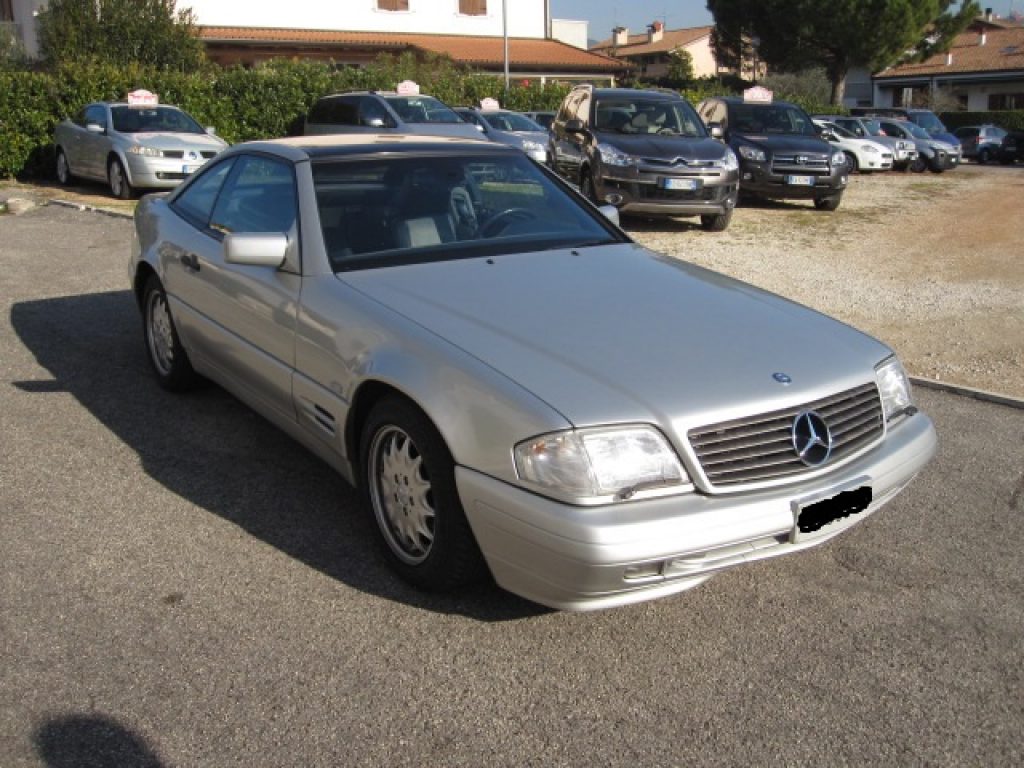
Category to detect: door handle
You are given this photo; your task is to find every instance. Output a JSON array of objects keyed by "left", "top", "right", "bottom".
[{"left": 180, "top": 252, "right": 200, "bottom": 272}]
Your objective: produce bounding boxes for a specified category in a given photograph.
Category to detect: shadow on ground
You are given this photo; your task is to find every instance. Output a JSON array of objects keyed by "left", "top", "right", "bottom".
[
  {"left": 34, "top": 715, "right": 164, "bottom": 768},
  {"left": 10, "top": 291, "right": 545, "bottom": 622}
]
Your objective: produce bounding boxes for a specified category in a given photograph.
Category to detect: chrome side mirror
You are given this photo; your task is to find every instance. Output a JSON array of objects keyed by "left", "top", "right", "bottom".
[
  {"left": 598, "top": 204, "right": 620, "bottom": 227},
  {"left": 224, "top": 233, "right": 288, "bottom": 268}
]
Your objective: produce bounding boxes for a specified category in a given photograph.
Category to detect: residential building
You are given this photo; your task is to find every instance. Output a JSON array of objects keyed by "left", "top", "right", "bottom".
[
  {"left": 873, "top": 20, "right": 1024, "bottom": 110},
  {"left": 590, "top": 22, "right": 760, "bottom": 81},
  {"left": 4, "top": 0, "right": 625, "bottom": 84},
  {"left": 2, "top": 0, "right": 42, "bottom": 57}
]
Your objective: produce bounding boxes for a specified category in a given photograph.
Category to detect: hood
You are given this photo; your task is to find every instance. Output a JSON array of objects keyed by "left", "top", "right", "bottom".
[
  {"left": 492, "top": 130, "right": 548, "bottom": 148},
  {"left": 597, "top": 132, "right": 728, "bottom": 163},
  {"left": 733, "top": 133, "right": 832, "bottom": 155},
  {"left": 120, "top": 132, "right": 228, "bottom": 151},
  {"left": 930, "top": 130, "right": 960, "bottom": 148},
  {"left": 340, "top": 244, "right": 890, "bottom": 430}
]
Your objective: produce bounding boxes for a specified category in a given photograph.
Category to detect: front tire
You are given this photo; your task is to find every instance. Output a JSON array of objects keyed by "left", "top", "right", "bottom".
[
  {"left": 142, "top": 275, "right": 198, "bottom": 391},
  {"left": 109, "top": 158, "right": 135, "bottom": 199},
  {"left": 909, "top": 157, "right": 927, "bottom": 173},
  {"left": 977, "top": 148, "right": 991, "bottom": 165},
  {"left": 844, "top": 151, "right": 859, "bottom": 174},
  {"left": 361, "top": 397, "right": 487, "bottom": 592},
  {"left": 814, "top": 196, "right": 841, "bottom": 212},
  {"left": 700, "top": 209, "right": 733, "bottom": 232},
  {"left": 580, "top": 170, "right": 599, "bottom": 203}
]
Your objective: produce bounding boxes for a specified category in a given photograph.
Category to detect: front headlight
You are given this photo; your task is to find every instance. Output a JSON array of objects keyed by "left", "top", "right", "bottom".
[
  {"left": 737, "top": 145, "right": 766, "bottom": 162},
  {"left": 597, "top": 142, "right": 635, "bottom": 167},
  {"left": 521, "top": 139, "right": 545, "bottom": 153},
  {"left": 831, "top": 150, "right": 846, "bottom": 167},
  {"left": 875, "top": 357, "right": 914, "bottom": 423},
  {"left": 128, "top": 145, "right": 161, "bottom": 157},
  {"left": 514, "top": 425, "right": 691, "bottom": 503},
  {"left": 862, "top": 144, "right": 879, "bottom": 154},
  {"left": 719, "top": 148, "right": 739, "bottom": 171}
]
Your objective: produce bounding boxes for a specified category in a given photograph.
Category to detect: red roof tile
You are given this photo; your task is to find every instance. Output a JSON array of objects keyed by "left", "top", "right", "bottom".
[
  {"left": 590, "top": 26, "right": 713, "bottom": 56},
  {"left": 877, "top": 26, "right": 1024, "bottom": 78},
  {"left": 198, "top": 27, "right": 628, "bottom": 72}
]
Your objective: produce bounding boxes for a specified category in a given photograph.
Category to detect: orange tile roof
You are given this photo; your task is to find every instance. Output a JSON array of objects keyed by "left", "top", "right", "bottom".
[
  {"left": 199, "top": 27, "right": 628, "bottom": 72},
  {"left": 590, "top": 26, "right": 714, "bottom": 56},
  {"left": 876, "top": 26, "right": 1024, "bottom": 78}
]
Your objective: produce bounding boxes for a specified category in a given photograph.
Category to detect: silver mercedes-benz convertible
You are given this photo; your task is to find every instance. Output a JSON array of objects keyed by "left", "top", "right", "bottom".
[{"left": 130, "top": 135, "right": 937, "bottom": 611}]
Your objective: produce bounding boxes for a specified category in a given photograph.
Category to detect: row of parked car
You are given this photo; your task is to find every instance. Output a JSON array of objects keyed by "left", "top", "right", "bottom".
[{"left": 52, "top": 84, "right": 1020, "bottom": 234}]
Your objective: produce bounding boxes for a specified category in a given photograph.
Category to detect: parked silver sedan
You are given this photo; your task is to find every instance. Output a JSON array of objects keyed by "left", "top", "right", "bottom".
[
  {"left": 130, "top": 135, "right": 937, "bottom": 611},
  {"left": 54, "top": 101, "right": 227, "bottom": 198},
  {"left": 454, "top": 107, "right": 550, "bottom": 164}
]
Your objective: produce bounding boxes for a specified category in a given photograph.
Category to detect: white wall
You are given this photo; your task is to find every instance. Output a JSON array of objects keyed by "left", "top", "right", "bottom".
[
  {"left": 551, "top": 18, "right": 587, "bottom": 49},
  {"left": 181, "top": 0, "right": 549, "bottom": 39}
]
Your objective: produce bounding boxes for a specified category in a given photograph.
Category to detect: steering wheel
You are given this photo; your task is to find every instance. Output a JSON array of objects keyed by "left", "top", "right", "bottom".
[{"left": 479, "top": 208, "right": 536, "bottom": 237}]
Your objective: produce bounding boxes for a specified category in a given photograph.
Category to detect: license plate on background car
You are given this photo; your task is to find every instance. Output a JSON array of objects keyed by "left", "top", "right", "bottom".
[
  {"left": 660, "top": 178, "right": 699, "bottom": 191},
  {"left": 182, "top": 164, "right": 202, "bottom": 174},
  {"left": 786, "top": 175, "right": 815, "bottom": 186},
  {"left": 791, "top": 486, "right": 872, "bottom": 543}
]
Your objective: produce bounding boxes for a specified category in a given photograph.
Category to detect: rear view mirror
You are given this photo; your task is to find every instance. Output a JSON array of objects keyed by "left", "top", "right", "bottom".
[
  {"left": 598, "top": 204, "right": 620, "bottom": 227},
  {"left": 205, "top": 126, "right": 217, "bottom": 136},
  {"left": 565, "top": 118, "right": 585, "bottom": 134},
  {"left": 362, "top": 117, "right": 386, "bottom": 128},
  {"left": 224, "top": 233, "right": 288, "bottom": 268},
  {"left": 86, "top": 122, "right": 105, "bottom": 134}
]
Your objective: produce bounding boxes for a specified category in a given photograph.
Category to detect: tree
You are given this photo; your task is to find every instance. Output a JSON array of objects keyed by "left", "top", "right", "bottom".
[
  {"left": 666, "top": 48, "right": 695, "bottom": 87},
  {"left": 37, "top": 0, "right": 205, "bottom": 70},
  {"left": 707, "top": 0, "right": 980, "bottom": 105}
]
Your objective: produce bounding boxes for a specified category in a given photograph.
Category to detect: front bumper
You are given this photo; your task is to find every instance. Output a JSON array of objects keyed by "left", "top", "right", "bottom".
[
  {"left": 596, "top": 164, "right": 740, "bottom": 217},
  {"left": 124, "top": 153, "right": 213, "bottom": 190},
  {"left": 739, "top": 159, "right": 847, "bottom": 200},
  {"left": 458, "top": 411, "right": 936, "bottom": 611}
]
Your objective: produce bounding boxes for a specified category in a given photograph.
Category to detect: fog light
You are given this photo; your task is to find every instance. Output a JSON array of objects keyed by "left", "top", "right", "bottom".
[
  {"left": 604, "top": 193, "right": 623, "bottom": 206},
  {"left": 623, "top": 562, "right": 663, "bottom": 581},
  {"left": 742, "top": 172, "right": 753, "bottom": 181}
]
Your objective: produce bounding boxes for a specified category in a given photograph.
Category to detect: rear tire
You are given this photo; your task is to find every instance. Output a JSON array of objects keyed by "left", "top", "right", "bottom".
[
  {"left": 142, "top": 275, "right": 199, "bottom": 392},
  {"left": 56, "top": 149, "right": 73, "bottom": 186},
  {"left": 700, "top": 209, "right": 733, "bottom": 232},
  {"left": 977, "top": 148, "right": 991, "bottom": 165},
  {"left": 360, "top": 396, "right": 487, "bottom": 592}
]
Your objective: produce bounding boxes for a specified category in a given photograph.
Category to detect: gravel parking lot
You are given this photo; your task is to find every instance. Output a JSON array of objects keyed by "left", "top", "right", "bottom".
[
  {"left": 1, "top": 167, "right": 1022, "bottom": 766},
  {"left": 630, "top": 163, "right": 1024, "bottom": 400}
]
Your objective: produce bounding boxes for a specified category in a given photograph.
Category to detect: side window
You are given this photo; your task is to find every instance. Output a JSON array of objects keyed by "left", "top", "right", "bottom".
[
  {"left": 210, "top": 155, "right": 297, "bottom": 235},
  {"left": 377, "top": 0, "right": 409, "bottom": 9},
  {"left": 311, "top": 97, "right": 358, "bottom": 126},
  {"left": 458, "top": 0, "right": 486, "bottom": 14},
  {"left": 172, "top": 158, "right": 236, "bottom": 227},
  {"left": 84, "top": 105, "right": 107, "bottom": 129},
  {"left": 358, "top": 97, "right": 393, "bottom": 128}
]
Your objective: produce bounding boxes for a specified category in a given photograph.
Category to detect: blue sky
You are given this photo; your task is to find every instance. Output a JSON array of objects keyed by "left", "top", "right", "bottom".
[{"left": 551, "top": 0, "right": 714, "bottom": 43}]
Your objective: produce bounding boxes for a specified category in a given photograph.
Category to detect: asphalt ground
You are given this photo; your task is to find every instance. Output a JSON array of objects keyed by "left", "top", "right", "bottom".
[{"left": 2, "top": 205, "right": 1023, "bottom": 767}]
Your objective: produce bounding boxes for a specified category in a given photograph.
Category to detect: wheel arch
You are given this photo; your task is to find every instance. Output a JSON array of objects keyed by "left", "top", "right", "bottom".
[
  {"left": 133, "top": 262, "right": 158, "bottom": 309},
  {"left": 108, "top": 149, "right": 134, "bottom": 185}
]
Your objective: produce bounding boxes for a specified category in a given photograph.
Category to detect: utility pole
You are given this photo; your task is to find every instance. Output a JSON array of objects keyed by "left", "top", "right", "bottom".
[{"left": 503, "top": 0, "right": 510, "bottom": 101}]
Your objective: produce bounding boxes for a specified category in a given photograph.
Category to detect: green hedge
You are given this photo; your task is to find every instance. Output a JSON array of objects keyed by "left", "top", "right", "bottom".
[
  {"left": 939, "top": 110, "right": 1024, "bottom": 131},
  {"left": 0, "top": 53, "right": 573, "bottom": 179}
]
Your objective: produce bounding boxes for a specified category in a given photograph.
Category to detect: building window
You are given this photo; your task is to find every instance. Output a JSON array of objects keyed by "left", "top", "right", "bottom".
[
  {"left": 989, "top": 93, "right": 1024, "bottom": 110},
  {"left": 1, "top": 0, "right": 13, "bottom": 21},
  {"left": 459, "top": 0, "right": 487, "bottom": 15},
  {"left": 377, "top": 0, "right": 409, "bottom": 11}
]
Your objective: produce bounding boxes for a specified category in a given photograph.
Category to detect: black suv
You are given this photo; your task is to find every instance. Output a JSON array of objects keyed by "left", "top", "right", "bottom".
[
  {"left": 549, "top": 86, "right": 740, "bottom": 230},
  {"left": 697, "top": 96, "right": 848, "bottom": 211}
]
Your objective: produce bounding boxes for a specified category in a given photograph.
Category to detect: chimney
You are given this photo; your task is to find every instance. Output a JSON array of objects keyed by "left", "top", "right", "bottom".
[
  {"left": 613, "top": 26, "right": 629, "bottom": 47},
  {"left": 980, "top": 32, "right": 987, "bottom": 45},
  {"left": 648, "top": 20, "right": 664, "bottom": 44},
  {"left": 946, "top": 52, "right": 953, "bottom": 65}
]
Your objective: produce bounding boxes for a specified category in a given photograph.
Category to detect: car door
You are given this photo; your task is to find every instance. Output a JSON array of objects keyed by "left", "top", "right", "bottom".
[
  {"left": 79, "top": 104, "right": 111, "bottom": 180},
  {"left": 551, "top": 91, "right": 584, "bottom": 178},
  {"left": 161, "top": 153, "right": 302, "bottom": 422}
]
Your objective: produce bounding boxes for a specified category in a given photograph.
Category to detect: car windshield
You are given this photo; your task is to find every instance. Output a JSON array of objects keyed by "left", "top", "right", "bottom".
[
  {"left": 314, "top": 152, "right": 624, "bottom": 271},
  {"left": 910, "top": 112, "right": 947, "bottom": 134},
  {"left": 862, "top": 120, "right": 885, "bottom": 137},
  {"left": 901, "top": 122, "right": 931, "bottom": 140},
  {"left": 593, "top": 98, "right": 705, "bottom": 137},
  {"left": 825, "top": 122, "right": 856, "bottom": 139},
  {"left": 729, "top": 103, "right": 817, "bottom": 136},
  {"left": 481, "top": 111, "right": 543, "bottom": 132},
  {"left": 111, "top": 106, "right": 205, "bottom": 134},
  {"left": 383, "top": 96, "right": 464, "bottom": 124}
]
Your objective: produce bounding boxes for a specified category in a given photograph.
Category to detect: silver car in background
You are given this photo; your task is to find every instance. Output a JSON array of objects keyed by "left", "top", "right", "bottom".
[
  {"left": 54, "top": 102, "right": 228, "bottom": 199},
  {"left": 817, "top": 115, "right": 918, "bottom": 171},
  {"left": 454, "top": 107, "right": 550, "bottom": 164},
  {"left": 130, "top": 135, "right": 937, "bottom": 611}
]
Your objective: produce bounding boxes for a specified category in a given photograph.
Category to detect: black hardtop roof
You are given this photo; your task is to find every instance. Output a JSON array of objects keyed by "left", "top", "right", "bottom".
[
  {"left": 588, "top": 87, "right": 686, "bottom": 101},
  {"left": 713, "top": 95, "right": 803, "bottom": 109}
]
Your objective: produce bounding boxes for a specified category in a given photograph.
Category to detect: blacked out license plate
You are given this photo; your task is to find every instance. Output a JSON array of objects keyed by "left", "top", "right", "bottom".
[{"left": 792, "top": 486, "right": 872, "bottom": 542}]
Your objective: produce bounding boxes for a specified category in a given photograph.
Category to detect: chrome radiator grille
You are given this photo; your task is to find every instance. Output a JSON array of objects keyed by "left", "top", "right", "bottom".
[
  {"left": 688, "top": 383, "right": 884, "bottom": 489},
  {"left": 771, "top": 154, "right": 829, "bottom": 174}
]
